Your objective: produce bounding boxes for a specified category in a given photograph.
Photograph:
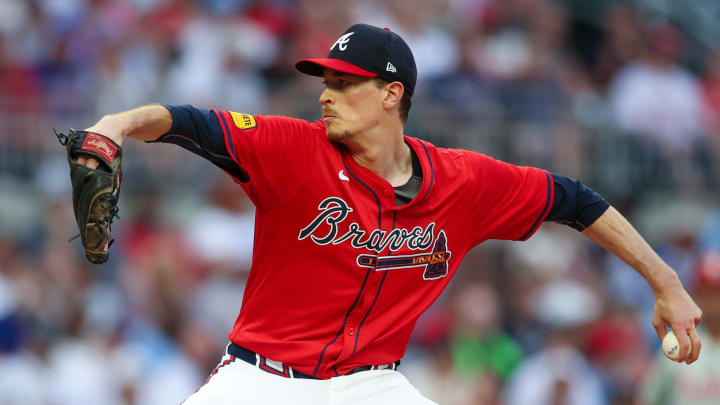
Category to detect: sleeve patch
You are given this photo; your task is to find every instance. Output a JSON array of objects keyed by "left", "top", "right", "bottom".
[{"left": 229, "top": 112, "right": 257, "bottom": 130}]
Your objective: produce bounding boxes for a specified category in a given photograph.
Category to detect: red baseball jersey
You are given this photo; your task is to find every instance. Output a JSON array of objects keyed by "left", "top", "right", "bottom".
[{"left": 212, "top": 110, "right": 554, "bottom": 379}]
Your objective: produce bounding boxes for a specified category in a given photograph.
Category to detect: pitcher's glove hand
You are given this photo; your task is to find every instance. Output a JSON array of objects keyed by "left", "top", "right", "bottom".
[{"left": 56, "top": 129, "right": 122, "bottom": 264}]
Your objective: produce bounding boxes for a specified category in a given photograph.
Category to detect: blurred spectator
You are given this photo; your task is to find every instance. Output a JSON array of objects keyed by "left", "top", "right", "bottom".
[
  {"left": 699, "top": 209, "right": 720, "bottom": 251},
  {"left": 164, "top": 11, "right": 270, "bottom": 111},
  {"left": 404, "top": 309, "right": 478, "bottom": 405},
  {"left": 128, "top": 321, "right": 208, "bottom": 405},
  {"left": 183, "top": 175, "right": 254, "bottom": 271},
  {"left": 0, "top": 350, "right": 49, "bottom": 405},
  {"left": 0, "top": 265, "right": 20, "bottom": 353},
  {"left": 471, "top": 0, "right": 569, "bottom": 126},
  {"left": 382, "top": 0, "right": 459, "bottom": 85},
  {"left": 0, "top": 32, "right": 44, "bottom": 113},
  {"left": 450, "top": 281, "right": 523, "bottom": 380},
  {"left": 591, "top": 6, "right": 645, "bottom": 89},
  {"left": 406, "top": 342, "right": 478, "bottom": 405},
  {"left": 407, "top": 280, "right": 521, "bottom": 405},
  {"left": 426, "top": 30, "right": 495, "bottom": 115},
  {"left": 44, "top": 304, "right": 127, "bottom": 404},
  {"left": 585, "top": 305, "right": 650, "bottom": 403},
  {"left": 608, "top": 21, "right": 704, "bottom": 153},
  {"left": 701, "top": 51, "right": 720, "bottom": 135},
  {"left": 503, "top": 280, "right": 606, "bottom": 405},
  {"left": 93, "top": 33, "right": 164, "bottom": 116},
  {"left": 182, "top": 175, "right": 252, "bottom": 342}
]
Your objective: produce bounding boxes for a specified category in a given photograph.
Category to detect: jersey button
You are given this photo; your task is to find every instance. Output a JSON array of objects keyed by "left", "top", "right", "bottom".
[{"left": 347, "top": 327, "right": 355, "bottom": 336}]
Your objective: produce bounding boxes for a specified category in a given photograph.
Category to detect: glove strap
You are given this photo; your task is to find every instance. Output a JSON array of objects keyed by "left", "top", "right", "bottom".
[{"left": 80, "top": 132, "right": 120, "bottom": 165}]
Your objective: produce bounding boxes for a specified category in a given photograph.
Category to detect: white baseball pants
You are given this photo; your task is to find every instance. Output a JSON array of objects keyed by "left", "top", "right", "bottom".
[{"left": 181, "top": 352, "right": 437, "bottom": 405}]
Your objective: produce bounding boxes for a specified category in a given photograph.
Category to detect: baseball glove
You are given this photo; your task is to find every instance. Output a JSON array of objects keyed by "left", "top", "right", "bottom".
[{"left": 55, "top": 129, "right": 122, "bottom": 264}]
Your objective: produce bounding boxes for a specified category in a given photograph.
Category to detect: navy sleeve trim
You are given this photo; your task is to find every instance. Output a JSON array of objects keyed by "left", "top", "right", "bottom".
[
  {"left": 519, "top": 170, "right": 553, "bottom": 241},
  {"left": 151, "top": 105, "right": 248, "bottom": 182},
  {"left": 546, "top": 173, "right": 610, "bottom": 231}
]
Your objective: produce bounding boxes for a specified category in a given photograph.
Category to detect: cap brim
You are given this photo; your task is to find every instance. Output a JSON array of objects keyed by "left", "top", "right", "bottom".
[{"left": 295, "top": 58, "right": 378, "bottom": 78}]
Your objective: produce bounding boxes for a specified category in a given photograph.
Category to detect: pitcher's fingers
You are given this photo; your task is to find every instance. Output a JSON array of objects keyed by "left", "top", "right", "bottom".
[
  {"left": 653, "top": 319, "right": 668, "bottom": 342},
  {"left": 671, "top": 325, "right": 691, "bottom": 362},
  {"left": 73, "top": 155, "right": 98, "bottom": 169},
  {"left": 686, "top": 327, "right": 702, "bottom": 364}
]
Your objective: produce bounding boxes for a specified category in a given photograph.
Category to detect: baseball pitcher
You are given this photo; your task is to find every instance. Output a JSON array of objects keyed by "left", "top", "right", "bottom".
[{"left": 62, "top": 24, "right": 702, "bottom": 405}]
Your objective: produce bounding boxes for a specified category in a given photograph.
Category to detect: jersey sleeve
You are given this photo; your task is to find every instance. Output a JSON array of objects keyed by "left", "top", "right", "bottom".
[
  {"left": 468, "top": 153, "right": 554, "bottom": 242},
  {"left": 212, "top": 110, "right": 318, "bottom": 209},
  {"left": 546, "top": 174, "right": 610, "bottom": 231},
  {"left": 151, "top": 105, "right": 249, "bottom": 182}
]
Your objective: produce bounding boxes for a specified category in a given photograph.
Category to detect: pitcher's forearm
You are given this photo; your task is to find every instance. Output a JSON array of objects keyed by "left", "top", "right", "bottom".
[
  {"left": 86, "top": 105, "right": 172, "bottom": 145},
  {"left": 580, "top": 199, "right": 701, "bottom": 365},
  {"left": 581, "top": 206, "right": 681, "bottom": 294}
]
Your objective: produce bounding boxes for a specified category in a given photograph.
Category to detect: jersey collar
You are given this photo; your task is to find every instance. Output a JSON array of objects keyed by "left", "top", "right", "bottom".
[{"left": 340, "top": 136, "right": 434, "bottom": 210}]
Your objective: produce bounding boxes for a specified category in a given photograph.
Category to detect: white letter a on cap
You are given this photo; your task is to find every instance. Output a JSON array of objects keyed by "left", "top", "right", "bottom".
[{"left": 331, "top": 32, "right": 355, "bottom": 51}]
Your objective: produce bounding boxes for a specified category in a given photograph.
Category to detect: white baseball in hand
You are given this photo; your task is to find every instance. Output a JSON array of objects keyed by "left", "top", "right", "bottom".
[{"left": 662, "top": 330, "right": 686, "bottom": 360}]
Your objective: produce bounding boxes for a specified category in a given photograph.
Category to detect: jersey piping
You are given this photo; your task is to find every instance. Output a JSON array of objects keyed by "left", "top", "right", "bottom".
[
  {"left": 312, "top": 268, "right": 372, "bottom": 377},
  {"left": 343, "top": 158, "right": 383, "bottom": 226},
  {"left": 518, "top": 170, "right": 554, "bottom": 240},
  {"left": 213, "top": 109, "right": 240, "bottom": 170},
  {"left": 312, "top": 158, "right": 383, "bottom": 377},
  {"left": 417, "top": 140, "right": 435, "bottom": 204},
  {"left": 350, "top": 211, "right": 396, "bottom": 356}
]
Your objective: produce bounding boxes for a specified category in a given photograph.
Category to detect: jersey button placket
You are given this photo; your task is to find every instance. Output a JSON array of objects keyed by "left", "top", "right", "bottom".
[{"left": 338, "top": 286, "right": 370, "bottom": 359}]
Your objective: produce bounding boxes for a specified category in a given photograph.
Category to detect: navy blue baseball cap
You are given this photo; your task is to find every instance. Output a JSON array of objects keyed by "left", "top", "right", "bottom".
[{"left": 295, "top": 24, "right": 417, "bottom": 96}]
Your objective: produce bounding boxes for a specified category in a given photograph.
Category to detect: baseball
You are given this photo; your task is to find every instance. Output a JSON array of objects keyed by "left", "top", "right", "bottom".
[{"left": 662, "top": 330, "right": 685, "bottom": 360}]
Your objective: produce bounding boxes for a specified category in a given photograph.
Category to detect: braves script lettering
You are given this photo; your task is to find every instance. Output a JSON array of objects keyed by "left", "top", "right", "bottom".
[
  {"left": 298, "top": 197, "right": 435, "bottom": 253},
  {"left": 298, "top": 197, "right": 451, "bottom": 278}
]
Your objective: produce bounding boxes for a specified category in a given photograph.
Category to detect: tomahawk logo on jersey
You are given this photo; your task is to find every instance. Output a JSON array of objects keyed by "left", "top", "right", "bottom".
[{"left": 156, "top": 106, "right": 553, "bottom": 379}]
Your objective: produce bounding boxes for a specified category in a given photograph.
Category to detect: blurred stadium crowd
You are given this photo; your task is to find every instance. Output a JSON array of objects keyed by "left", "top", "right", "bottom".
[{"left": 1, "top": 0, "right": 720, "bottom": 404}]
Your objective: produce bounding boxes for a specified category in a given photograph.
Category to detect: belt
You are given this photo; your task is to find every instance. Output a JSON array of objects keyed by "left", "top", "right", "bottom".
[{"left": 227, "top": 343, "right": 400, "bottom": 380}]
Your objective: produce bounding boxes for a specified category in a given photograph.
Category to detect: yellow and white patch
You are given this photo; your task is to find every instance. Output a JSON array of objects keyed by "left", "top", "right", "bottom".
[{"left": 230, "top": 112, "right": 257, "bottom": 130}]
